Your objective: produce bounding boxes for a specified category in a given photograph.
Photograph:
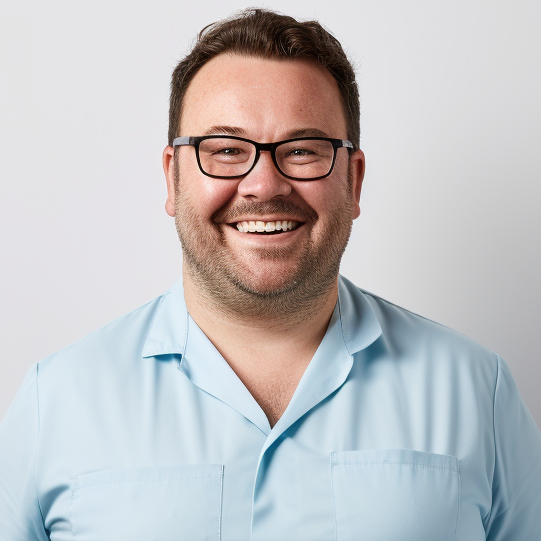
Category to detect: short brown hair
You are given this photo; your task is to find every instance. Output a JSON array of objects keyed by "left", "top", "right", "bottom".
[{"left": 168, "top": 8, "right": 359, "bottom": 149}]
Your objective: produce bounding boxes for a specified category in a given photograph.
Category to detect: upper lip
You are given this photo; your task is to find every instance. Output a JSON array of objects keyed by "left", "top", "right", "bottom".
[
  {"left": 227, "top": 216, "right": 305, "bottom": 224},
  {"left": 213, "top": 200, "right": 318, "bottom": 225}
]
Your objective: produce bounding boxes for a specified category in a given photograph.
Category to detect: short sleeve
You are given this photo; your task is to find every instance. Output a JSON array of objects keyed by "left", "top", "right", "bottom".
[
  {"left": 485, "top": 356, "right": 541, "bottom": 540},
  {"left": 0, "top": 364, "right": 48, "bottom": 540}
]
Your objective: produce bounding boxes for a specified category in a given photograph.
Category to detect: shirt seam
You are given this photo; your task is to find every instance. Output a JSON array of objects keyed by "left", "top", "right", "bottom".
[
  {"left": 330, "top": 461, "right": 338, "bottom": 541},
  {"left": 483, "top": 353, "right": 500, "bottom": 527},
  {"left": 72, "top": 474, "right": 223, "bottom": 491},
  {"left": 330, "top": 461, "right": 458, "bottom": 472},
  {"left": 454, "top": 458, "right": 461, "bottom": 541},
  {"left": 33, "top": 363, "right": 48, "bottom": 539},
  {"left": 484, "top": 356, "right": 533, "bottom": 526},
  {"left": 70, "top": 477, "right": 78, "bottom": 539},
  {"left": 361, "top": 287, "right": 482, "bottom": 346},
  {"left": 359, "top": 289, "right": 438, "bottom": 325},
  {"left": 217, "top": 465, "right": 224, "bottom": 541}
]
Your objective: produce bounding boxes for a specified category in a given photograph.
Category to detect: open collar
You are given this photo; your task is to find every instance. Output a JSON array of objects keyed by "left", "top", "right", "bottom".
[
  {"left": 141, "top": 275, "right": 383, "bottom": 436},
  {"left": 141, "top": 275, "right": 382, "bottom": 360}
]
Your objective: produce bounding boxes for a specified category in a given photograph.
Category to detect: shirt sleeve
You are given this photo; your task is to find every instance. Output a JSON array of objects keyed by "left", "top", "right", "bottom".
[
  {"left": 0, "top": 364, "right": 48, "bottom": 540},
  {"left": 484, "top": 356, "right": 541, "bottom": 540}
]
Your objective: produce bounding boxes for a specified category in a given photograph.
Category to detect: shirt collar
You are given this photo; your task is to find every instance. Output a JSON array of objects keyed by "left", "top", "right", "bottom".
[
  {"left": 141, "top": 275, "right": 382, "bottom": 359},
  {"left": 141, "top": 279, "right": 187, "bottom": 358},
  {"left": 337, "top": 274, "right": 382, "bottom": 354}
]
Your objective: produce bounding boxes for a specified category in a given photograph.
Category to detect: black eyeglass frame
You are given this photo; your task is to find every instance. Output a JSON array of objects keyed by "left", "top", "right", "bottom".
[{"left": 172, "top": 135, "right": 354, "bottom": 181}]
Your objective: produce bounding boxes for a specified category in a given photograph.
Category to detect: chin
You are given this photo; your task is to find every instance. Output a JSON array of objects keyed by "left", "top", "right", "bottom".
[{"left": 228, "top": 266, "right": 304, "bottom": 298}]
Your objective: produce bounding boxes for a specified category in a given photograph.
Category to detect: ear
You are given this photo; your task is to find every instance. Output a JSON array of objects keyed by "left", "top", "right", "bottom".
[
  {"left": 163, "top": 146, "right": 176, "bottom": 217},
  {"left": 349, "top": 149, "right": 365, "bottom": 219}
]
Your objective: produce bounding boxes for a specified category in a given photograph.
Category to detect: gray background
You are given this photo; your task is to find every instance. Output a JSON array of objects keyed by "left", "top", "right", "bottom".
[{"left": 1, "top": 0, "right": 539, "bottom": 426}]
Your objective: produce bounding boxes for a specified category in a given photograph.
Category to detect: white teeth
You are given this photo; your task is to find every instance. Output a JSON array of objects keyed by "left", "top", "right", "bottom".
[{"left": 234, "top": 220, "right": 300, "bottom": 233}]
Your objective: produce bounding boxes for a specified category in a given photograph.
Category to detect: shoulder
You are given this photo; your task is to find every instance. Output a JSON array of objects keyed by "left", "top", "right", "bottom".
[
  {"left": 37, "top": 286, "right": 174, "bottom": 386},
  {"left": 340, "top": 276, "right": 499, "bottom": 388}
]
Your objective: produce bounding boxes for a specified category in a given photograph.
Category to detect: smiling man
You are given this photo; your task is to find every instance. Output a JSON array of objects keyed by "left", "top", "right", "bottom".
[
  {"left": 1, "top": 9, "right": 540, "bottom": 541},
  {"left": 162, "top": 51, "right": 363, "bottom": 427}
]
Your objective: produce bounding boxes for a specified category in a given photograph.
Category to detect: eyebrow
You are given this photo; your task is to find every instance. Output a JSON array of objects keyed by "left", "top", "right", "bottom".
[
  {"left": 285, "top": 128, "right": 331, "bottom": 139},
  {"left": 203, "top": 126, "right": 246, "bottom": 136},
  {"left": 202, "top": 126, "right": 332, "bottom": 139}
]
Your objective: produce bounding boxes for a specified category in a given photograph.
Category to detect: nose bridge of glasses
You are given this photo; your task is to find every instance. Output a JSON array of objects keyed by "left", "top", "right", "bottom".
[
  {"left": 249, "top": 141, "right": 280, "bottom": 172},
  {"left": 237, "top": 142, "right": 293, "bottom": 198},
  {"left": 255, "top": 141, "right": 277, "bottom": 152}
]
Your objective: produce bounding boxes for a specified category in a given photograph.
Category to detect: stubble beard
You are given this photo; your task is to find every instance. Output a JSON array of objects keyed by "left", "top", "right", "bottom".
[{"left": 174, "top": 170, "right": 354, "bottom": 321}]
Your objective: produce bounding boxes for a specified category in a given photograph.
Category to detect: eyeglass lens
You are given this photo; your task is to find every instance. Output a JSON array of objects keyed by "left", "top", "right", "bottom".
[{"left": 197, "top": 138, "right": 335, "bottom": 179}]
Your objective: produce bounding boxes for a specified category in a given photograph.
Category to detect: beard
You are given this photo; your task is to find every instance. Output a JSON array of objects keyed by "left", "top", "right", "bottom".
[{"left": 174, "top": 167, "right": 355, "bottom": 320}]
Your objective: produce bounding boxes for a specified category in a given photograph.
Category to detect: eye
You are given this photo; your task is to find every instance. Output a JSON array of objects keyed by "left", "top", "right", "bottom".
[
  {"left": 282, "top": 145, "right": 322, "bottom": 163},
  {"left": 278, "top": 140, "right": 333, "bottom": 163},
  {"left": 213, "top": 147, "right": 243, "bottom": 156},
  {"left": 201, "top": 141, "right": 252, "bottom": 164},
  {"left": 288, "top": 147, "right": 315, "bottom": 157}
]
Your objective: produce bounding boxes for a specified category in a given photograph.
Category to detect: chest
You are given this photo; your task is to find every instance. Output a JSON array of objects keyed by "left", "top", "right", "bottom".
[
  {"left": 239, "top": 371, "right": 303, "bottom": 427},
  {"left": 38, "top": 359, "right": 493, "bottom": 541},
  {"left": 44, "top": 428, "right": 482, "bottom": 541}
]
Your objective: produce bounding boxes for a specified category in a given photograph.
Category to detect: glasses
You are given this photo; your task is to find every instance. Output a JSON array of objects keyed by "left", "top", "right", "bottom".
[{"left": 172, "top": 135, "right": 354, "bottom": 181}]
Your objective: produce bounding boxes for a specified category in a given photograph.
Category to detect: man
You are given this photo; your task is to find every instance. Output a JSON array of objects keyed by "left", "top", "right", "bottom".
[{"left": 1, "top": 8, "right": 540, "bottom": 541}]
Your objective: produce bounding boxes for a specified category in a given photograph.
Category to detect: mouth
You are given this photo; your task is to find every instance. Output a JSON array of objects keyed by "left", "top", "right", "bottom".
[{"left": 230, "top": 220, "right": 302, "bottom": 235}]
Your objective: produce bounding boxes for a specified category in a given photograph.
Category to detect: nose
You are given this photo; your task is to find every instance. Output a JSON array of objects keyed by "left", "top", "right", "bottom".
[{"left": 237, "top": 151, "right": 292, "bottom": 200}]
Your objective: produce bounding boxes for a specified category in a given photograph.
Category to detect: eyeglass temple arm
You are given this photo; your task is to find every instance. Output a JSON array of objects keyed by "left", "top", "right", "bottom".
[
  {"left": 172, "top": 136, "right": 193, "bottom": 147},
  {"left": 173, "top": 136, "right": 353, "bottom": 148}
]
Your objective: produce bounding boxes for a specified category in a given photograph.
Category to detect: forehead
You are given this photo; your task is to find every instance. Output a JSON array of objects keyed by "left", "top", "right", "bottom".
[{"left": 180, "top": 54, "right": 347, "bottom": 139}]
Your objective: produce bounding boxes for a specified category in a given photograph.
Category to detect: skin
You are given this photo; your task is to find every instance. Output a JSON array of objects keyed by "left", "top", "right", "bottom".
[{"left": 163, "top": 54, "right": 365, "bottom": 426}]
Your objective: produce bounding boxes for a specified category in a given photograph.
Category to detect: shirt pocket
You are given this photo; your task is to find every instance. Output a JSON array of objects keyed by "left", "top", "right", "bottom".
[
  {"left": 69, "top": 464, "right": 224, "bottom": 541},
  {"left": 330, "top": 449, "right": 460, "bottom": 541}
]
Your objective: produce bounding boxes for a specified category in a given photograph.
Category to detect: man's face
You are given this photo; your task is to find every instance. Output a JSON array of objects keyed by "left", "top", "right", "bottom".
[{"left": 164, "top": 54, "right": 364, "bottom": 313}]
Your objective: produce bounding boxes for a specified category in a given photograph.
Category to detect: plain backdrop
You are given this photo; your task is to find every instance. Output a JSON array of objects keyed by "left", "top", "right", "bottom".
[{"left": 1, "top": 0, "right": 539, "bottom": 427}]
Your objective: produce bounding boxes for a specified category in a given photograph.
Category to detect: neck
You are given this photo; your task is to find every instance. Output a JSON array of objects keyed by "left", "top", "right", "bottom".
[
  {"left": 182, "top": 266, "right": 339, "bottom": 369},
  {"left": 182, "top": 266, "right": 339, "bottom": 427}
]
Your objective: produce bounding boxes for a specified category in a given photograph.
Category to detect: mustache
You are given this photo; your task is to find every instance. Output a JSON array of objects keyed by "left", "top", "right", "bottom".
[{"left": 213, "top": 200, "right": 318, "bottom": 223}]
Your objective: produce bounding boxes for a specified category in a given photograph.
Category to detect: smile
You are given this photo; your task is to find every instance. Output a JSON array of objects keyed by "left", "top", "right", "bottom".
[{"left": 234, "top": 220, "right": 301, "bottom": 234}]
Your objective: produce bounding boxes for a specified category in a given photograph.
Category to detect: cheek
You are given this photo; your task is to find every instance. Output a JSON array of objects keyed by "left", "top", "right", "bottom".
[
  {"left": 177, "top": 165, "right": 239, "bottom": 217},
  {"left": 296, "top": 180, "right": 350, "bottom": 222}
]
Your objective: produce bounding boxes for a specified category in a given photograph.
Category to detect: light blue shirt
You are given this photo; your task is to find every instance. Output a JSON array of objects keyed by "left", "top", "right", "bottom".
[{"left": 1, "top": 275, "right": 540, "bottom": 540}]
